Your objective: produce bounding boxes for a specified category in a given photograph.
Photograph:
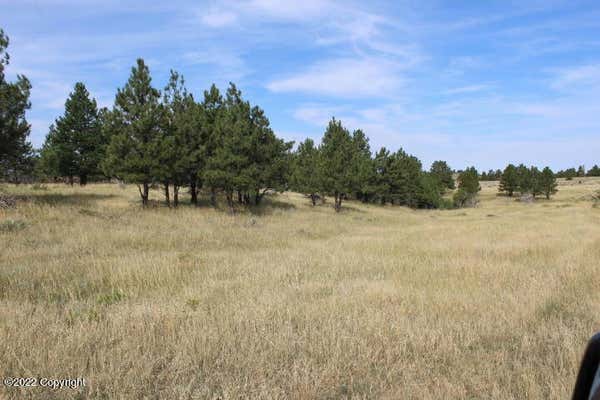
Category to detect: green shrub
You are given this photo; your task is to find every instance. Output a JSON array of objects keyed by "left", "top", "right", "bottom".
[{"left": 0, "top": 219, "right": 27, "bottom": 233}]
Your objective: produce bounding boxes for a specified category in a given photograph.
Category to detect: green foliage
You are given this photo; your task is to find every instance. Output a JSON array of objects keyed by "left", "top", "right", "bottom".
[
  {"left": 498, "top": 163, "right": 558, "bottom": 200},
  {"left": 429, "top": 160, "right": 455, "bottom": 192},
  {"left": 197, "top": 84, "right": 223, "bottom": 205},
  {"left": 417, "top": 173, "right": 447, "bottom": 209},
  {"left": 290, "top": 138, "right": 321, "bottom": 205},
  {"left": 103, "top": 59, "right": 164, "bottom": 205},
  {"left": 562, "top": 168, "right": 577, "bottom": 180},
  {"left": 455, "top": 167, "right": 480, "bottom": 208},
  {"left": 371, "top": 147, "right": 391, "bottom": 204},
  {"left": 0, "top": 218, "right": 27, "bottom": 233},
  {"left": 203, "top": 83, "right": 292, "bottom": 210},
  {"left": 529, "top": 166, "right": 542, "bottom": 198},
  {"left": 452, "top": 188, "right": 469, "bottom": 208},
  {"left": 0, "top": 29, "right": 32, "bottom": 179},
  {"left": 539, "top": 167, "right": 558, "bottom": 199},
  {"left": 386, "top": 149, "right": 424, "bottom": 208},
  {"left": 160, "top": 70, "right": 200, "bottom": 206},
  {"left": 499, "top": 164, "right": 518, "bottom": 196},
  {"left": 458, "top": 167, "right": 480, "bottom": 195},
  {"left": 350, "top": 129, "right": 376, "bottom": 203},
  {"left": 480, "top": 169, "right": 502, "bottom": 181},
  {"left": 515, "top": 164, "right": 533, "bottom": 194},
  {"left": 587, "top": 165, "right": 600, "bottom": 177},
  {"left": 39, "top": 82, "right": 104, "bottom": 185},
  {"left": 318, "top": 118, "right": 356, "bottom": 211},
  {"left": 97, "top": 288, "right": 126, "bottom": 306}
]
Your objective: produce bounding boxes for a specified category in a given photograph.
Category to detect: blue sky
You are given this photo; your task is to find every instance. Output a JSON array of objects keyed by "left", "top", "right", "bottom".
[{"left": 2, "top": 0, "right": 600, "bottom": 170}]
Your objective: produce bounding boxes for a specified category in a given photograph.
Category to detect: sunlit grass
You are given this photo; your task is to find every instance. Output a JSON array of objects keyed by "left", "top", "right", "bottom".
[{"left": 1, "top": 178, "right": 600, "bottom": 399}]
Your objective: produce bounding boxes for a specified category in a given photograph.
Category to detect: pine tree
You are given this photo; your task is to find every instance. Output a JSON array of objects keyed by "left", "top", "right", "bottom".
[
  {"left": 39, "top": 82, "right": 103, "bottom": 185},
  {"left": 103, "top": 59, "right": 164, "bottom": 206},
  {"left": 291, "top": 138, "right": 321, "bottom": 205},
  {"left": 319, "top": 118, "right": 355, "bottom": 212},
  {"left": 198, "top": 84, "right": 223, "bottom": 206},
  {"left": 246, "top": 105, "right": 293, "bottom": 205},
  {"left": 499, "top": 164, "right": 518, "bottom": 196},
  {"left": 0, "top": 29, "right": 32, "bottom": 178},
  {"left": 161, "top": 70, "right": 199, "bottom": 207},
  {"left": 0, "top": 140, "right": 36, "bottom": 183},
  {"left": 454, "top": 166, "right": 480, "bottom": 207},
  {"left": 429, "top": 160, "right": 455, "bottom": 191},
  {"left": 203, "top": 83, "right": 251, "bottom": 212},
  {"left": 530, "top": 166, "right": 542, "bottom": 198},
  {"left": 372, "top": 147, "right": 391, "bottom": 204},
  {"left": 577, "top": 165, "right": 586, "bottom": 177},
  {"left": 587, "top": 165, "right": 600, "bottom": 177},
  {"left": 539, "top": 167, "right": 558, "bottom": 199},
  {"left": 417, "top": 173, "right": 445, "bottom": 209},
  {"left": 386, "top": 149, "right": 423, "bottom": 208},
  {"left": 564, "top": 167, "right": 577, "bottom": 180},
  {"left": 350, "top": 129, "right": 375, "bottom": 202},
  {"left": 516, "top": 164, "right": 532, "bottom": 194}
]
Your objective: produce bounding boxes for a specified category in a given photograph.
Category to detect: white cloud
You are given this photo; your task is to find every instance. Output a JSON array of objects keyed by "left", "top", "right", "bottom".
[
  {"left": 443, "top": 84, "right": 491, "bottom": 95},
  {"left": 550, "top": 64, "right": 600, "bottom": 90},
  {"left": 182, "top": 47, "right": 249, "bottom": 81},
  {"left": 248, "top": 0, "right": 335, "bottom": 20},
  {"left": 267, "top": 58, "right": 405, "bottom": 98},
  {"left": 200, "top": 9, "right": 238, "bottom": 28},
  {"left": 293, "top": 104, "right": 347, "bottom": 126}
]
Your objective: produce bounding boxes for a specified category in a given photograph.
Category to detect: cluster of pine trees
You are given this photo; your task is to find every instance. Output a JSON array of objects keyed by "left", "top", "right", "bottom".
[
  {"left": 35, "top": 57, "right": 478, "bottom": 212},
  {"left": 290, "top": 123, "right": 481, "bottom": 211},
  {"left": 555, "top": 165, "right": 600, "bottom": 179},
  {"left": 480, "top": 169, "right": 503, "bottom": 181},
  {"left": 39, "top": 59, "right": 292, "bottom": 211},
  {"left": 588, "top": 165, "right": 600, "bottom": 177},
  {"left": 1, "top": 27, "right": 593, "bottom": 212},
  {"left": 498, "top": 164, "right": 558, "bottom": 199}
]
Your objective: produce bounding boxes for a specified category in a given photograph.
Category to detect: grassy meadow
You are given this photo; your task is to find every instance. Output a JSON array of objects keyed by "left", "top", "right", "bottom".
[{"left": 1, "top": 178, "right": 600, "bottom": 399}]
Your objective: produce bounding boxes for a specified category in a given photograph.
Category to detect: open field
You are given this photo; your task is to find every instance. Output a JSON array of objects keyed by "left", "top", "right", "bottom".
[{"left": 1, "top": 179, "right": 600, "bottom": 399}]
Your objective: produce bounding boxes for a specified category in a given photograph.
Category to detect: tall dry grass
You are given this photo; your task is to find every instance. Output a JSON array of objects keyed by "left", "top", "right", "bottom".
[{"left": 1, "top": 179, "right": 600, "bottom": 399}]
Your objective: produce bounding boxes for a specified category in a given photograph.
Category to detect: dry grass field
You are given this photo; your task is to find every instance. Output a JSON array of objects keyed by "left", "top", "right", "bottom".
[{"left": 1, "top": 178, "right": 600, "bottom": 399}]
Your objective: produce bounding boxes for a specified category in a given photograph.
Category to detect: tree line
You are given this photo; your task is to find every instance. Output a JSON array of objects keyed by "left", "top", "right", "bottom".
[
  {"left": 0, "top": 28, "right": 593, "bottom": 212},
  {"left": 498, "top": 164, "right": 557, "bottom": 199},
  {"left": 37, "top": 58, "right": 480, "bottom": 211}
]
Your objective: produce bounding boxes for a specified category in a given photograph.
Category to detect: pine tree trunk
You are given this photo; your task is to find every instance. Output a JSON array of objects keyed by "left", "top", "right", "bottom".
[
  {"left": 190, "top": 180, "right": 198, "bottom": 206},
  {"left": 68, "top": 176, "right": 74, "bottom": 186},
  {"left": 210, "top": 187, "right": 217, "bottom": 207},
  {"left": 80, "top": 174, "right": 87, "bottom": 186},
  {"left": 334, "top": 192, "right": 342, "bottom": 212},
  {"left": 226, "top": 191, "right": 234, "bottom": 214},
  {"left": 238, "top": 191, "right": 243, "bottom": 204},
  {"left": 164, "top": 182, "right": 171, "bottom": 208},
  {"left": 139, "top": 183, "right": 149, "bottom": 207},
  {"left": 310, "top": 194, "right": 316, "bottom": 206},
  {"left": 173, "top": 185, "right": 179, "bottom": 208},
  {"left": 254, "top": 190, "right": 262, "bottom": 205}
]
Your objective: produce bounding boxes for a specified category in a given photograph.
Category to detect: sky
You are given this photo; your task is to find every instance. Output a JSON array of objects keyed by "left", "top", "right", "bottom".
[{"left": 2, "top": 0, "right": 600, "bottom": 170}]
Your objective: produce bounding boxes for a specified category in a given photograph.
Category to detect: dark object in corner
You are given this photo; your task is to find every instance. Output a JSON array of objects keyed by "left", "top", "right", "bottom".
[{"left": 573, "top": 332, "right": 600, "bottom": 400}]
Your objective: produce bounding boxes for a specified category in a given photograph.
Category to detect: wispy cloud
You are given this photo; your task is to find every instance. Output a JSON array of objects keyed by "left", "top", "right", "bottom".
[
  {"left": 267, "top": 58, "right": 405, "bottom": 98},
  {"left": 550, "top": 64, "right": 600, "bottom": 90},
  {"left": 199, "top": 8, "right": 238, "bottom": 28},
  {"left": 443, "top": 84, "right": 492, "bottom": 95},
  {"left": 182, "top": 47, "right": 249, "bottom": 81}
]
